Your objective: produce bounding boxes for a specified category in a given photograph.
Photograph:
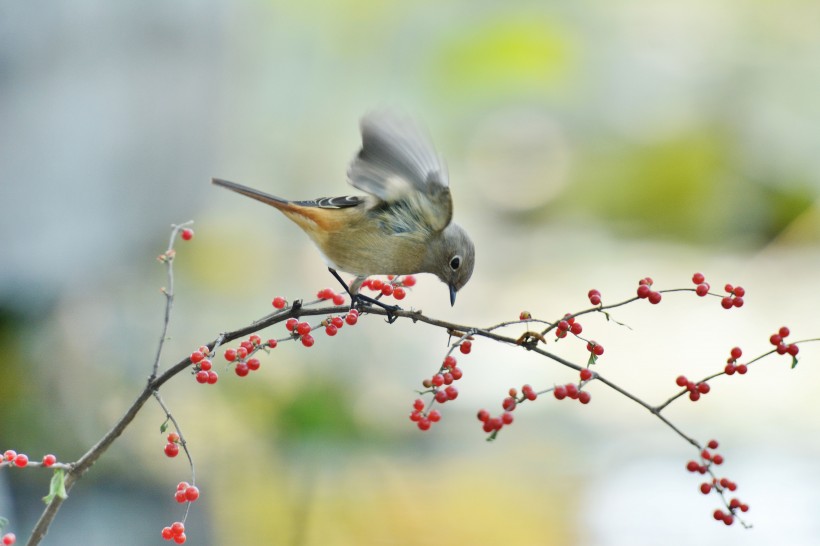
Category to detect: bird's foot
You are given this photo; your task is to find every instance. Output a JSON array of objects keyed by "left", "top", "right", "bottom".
[{"left": 352, "top": 294, "right": 401, "bottom": 324}]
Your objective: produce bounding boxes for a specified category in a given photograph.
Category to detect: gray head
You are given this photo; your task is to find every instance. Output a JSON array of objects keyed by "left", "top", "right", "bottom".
[{"left": 429, "top": 223, "right": 475, "bottom": 306}]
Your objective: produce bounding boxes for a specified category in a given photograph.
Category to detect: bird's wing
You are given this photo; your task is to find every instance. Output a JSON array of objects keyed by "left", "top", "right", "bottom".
[{"left": 347, "top": 111, "right": 453, "bottom": 232}]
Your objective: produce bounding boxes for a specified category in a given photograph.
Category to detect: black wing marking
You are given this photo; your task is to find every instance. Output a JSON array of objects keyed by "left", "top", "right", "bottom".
[{"left": 292, "top": 195, "right": 363, "bottom": 209}]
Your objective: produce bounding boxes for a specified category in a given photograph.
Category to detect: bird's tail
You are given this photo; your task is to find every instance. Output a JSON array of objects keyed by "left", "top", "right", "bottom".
[{"left": 211, "top": 178, "right": 290, "bottom": 209}]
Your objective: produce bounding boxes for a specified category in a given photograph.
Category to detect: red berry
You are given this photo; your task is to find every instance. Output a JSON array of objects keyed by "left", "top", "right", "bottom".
[
  {"left": 431, "top": 374, "right": 444, "bottom": 387},
  {"left": 1, "top": 533, "right": 16, "bottom": 546},
  {"left": 736, "top": 364, "right": 748, "bottom": 374},
  {"left": 502, "top": 397, "right": 516, "bottom": 411},
  {"left": 724, "top": 283, "right": 734, "bottom": 293},
  {"left": 732, "top": 297, "right": 744, "bottom": 308},
  {"left": 345, "top": 313, "right": 358, "bottom": 326},
  {"left": 246, "top": 357, "right": 260, "bottom": 371},
  {"left": 173, "top": 534, "right": 187, "bottom": 544},
  {"left": 331, "top": 316, "right": 344, "bottom": 328},
  {"left": 370, "top": 279, "right": 383, "bottom": 290},
  {"left": 580, "top": 369, "right": 593, "bottom": 381},
  {"left": 776, "top": 343, "right": 788, "bottom": 355},
  {"left": 199, "top": 359, "right": 212, "bottom": 371},
  {"left": 722, "top": 514, "right": 734, "bottom": 526},
  {"left": 730, "top": 347, "right": 742, "bottom": 360},
  {"left": 713, "top": 509, "right": 725, "bottom": 521},
  {"left": 393, "top": 287, "right": 406, "bottom": 300},
  {"left": 13, "top": 453, "right": 28, "bottom": 467},
  {"left": 443, "top": 355, "right": 457, "bottom": 368},
  {"left": 707, "top": 439, "right": 719, "bottom": 450},
  {"left": 770, "top": 334, "right": 782, "bottom": 346},
  {"left": 167, "top": 432, "right": 180, "bottom": 443},
  {"left": 413, "top": 399, "right": 425, "bottom": 411},
  {"left": 689, "top": 390, "right": 701, "bottom": 401},
  {"left": 177, "top": 481, "right": 189, "bottom": 491},
  {"left": 725, "top": 362, "right": 736, "bottom": 375},
  {"left": 733, "top": 286, "right": 745, "bottom": 297},
  {"left": 519, "top": 311, "right": 532, "bottom": 320},
  {"left": 442, "top": 372, "right": 454, "bottom": 385},
  {"left": 554, "top": 385, "right": 567, "bottom": 400},
  {"left": 570, "top": 322, "right": 583, "bottom": 335},
  {"left": 712, "top": 454, "right": 724, "bottom": 465},
  {"left": 676, "top": 375, "right": 688, "bottom": 387},
  {"left": 272, "top": 296, "right": 287, "bottom": 309},
  {"left": 779, "top": 326, "right": 790, "bottom": 338},
  {"left": 180, "top": 228, "right": 194, "bottom": 241},
  {"left": 409, "top": 410, "right": 421, "bottom": 422},
  {"left": 380, "top": 284, "right": 394, "bottom": 297},
  {"left": 787, "top": 344, "right": 799, "bottom": 356},
  {"left": 740, "top": 503, "right": 749, "bottom": 512},
  {"left": 648, "top": 291, "right": 662, "bottom": 304},
  {"left": 695, "top": 283, "right": 710, "bottom": 297},
  {"left": 296, "top": 322, "right": 311, "bottom": 336},
  {"left": 459, "top": 340, "right": 472, "bottom": 354},
  {"left": 578, "top": 391, "right": 591, "bottom": 404},
  {"left": 501, "top": 412, "right": 514, "bottom": 425},
  {"left": 234, "top": 362, "right": 249, "bottom": 377},
  {"left": 686, "top": 460, "right": 699, "bottom": 472},
  {"left": 170, "top": 522, "right": 184, "bottom": 536},
  {"left": 190, "top": 350, "right": 204, "bottom": 364},
  {"left": 267, "top": 339, "right": 278, "bottom": 348},
  {"left": 164, "top": 443, "right": 180, "bottom": 457},
  {"left": 185, "top": 485, "right": 200, "bottom": 502},
  {"left": 637, "top": 284, "right": 651, "bottom": 299},
  {"left": 477, "top": 409, "right": 490, "bottom": 422},
  {"left": 207, "top": 370, "right": 219, "bottom": 384},
  {"left": 43, "top": 453, "right": 57, "bottom": 467},
  {"left": 721, "top": 297, "right": 733, "bottom": 309},
  {"left": 324, "top": 324, "right": 338, "bottom": 337},
  {"left": 195, "top": 370, "right": 209, "bottom": 383},
  {"left": 236, "top": 346, "right": 248, "bottom": 360},
  {"left": 331, "top": 293, "right": 345, "bottom": 305},
  {"left": 692, "top": 272, "right": 705, "bottom": 284},
  {"left": 175, "top": 490, "right": 187, "bottom": 503},
  {"left": 428, "top": 410, "right": 442, "bottom": 422},
  {"left": 700, "top": 483, "right": 712, "bottom": 494},
  {"left": 444, "top": 386, "right": 458, "bottom": 400},
  {"left": 434, "top": 390, "right": 448, "bottom": 404},
  {"left": 301, "top": 334, "right": 315, "bottom": 348},
  {"left": 224, "top": 348, "right": 237, "bottom": 362},
  {"left": 697, "top": 382, "right": 710, "bottom": 394},
  {"left": 286, "top": 318, "right": 299, "bottom": 331},
  {"left": 451, "top": 367, "right": 463, "bottom": 380}
]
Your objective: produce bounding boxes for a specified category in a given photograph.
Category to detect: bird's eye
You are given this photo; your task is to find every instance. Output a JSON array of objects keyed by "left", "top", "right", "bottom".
[{"left": 449, "top": 256, "right": 461, "bottom": 271}]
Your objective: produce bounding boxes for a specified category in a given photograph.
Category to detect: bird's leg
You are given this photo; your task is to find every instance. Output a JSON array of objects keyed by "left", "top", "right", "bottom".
[{"left": 327, "top": 268, "right": 401, "bottom": 323}]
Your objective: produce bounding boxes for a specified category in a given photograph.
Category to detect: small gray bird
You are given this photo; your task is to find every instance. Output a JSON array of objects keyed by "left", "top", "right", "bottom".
[{"left": 212, "top": 112, "right": 475, "bottom": 308}]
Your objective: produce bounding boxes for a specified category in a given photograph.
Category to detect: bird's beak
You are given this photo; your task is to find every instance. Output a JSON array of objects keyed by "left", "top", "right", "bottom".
[{"left": 449, "top": 284, "right": 457, "bottom": 306}]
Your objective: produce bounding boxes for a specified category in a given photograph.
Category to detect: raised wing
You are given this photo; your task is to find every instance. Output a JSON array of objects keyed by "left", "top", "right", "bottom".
[{"left": 348, "top": 112, "right": 453, "bottom": 232}]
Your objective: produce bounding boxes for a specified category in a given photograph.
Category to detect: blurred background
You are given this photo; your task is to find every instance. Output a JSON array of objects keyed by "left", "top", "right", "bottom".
[{"left": 2, "top": 0, "right": 819, "bottom": 544}]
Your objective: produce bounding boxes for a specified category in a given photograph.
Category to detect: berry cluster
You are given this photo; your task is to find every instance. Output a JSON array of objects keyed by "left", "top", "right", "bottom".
[
  {"left": 553, "top": 381, "right": 592, "bottom": 404},
  {"left": 586, "top": 340, "right": 604, "bottom": 365},
  {"left": 190, "top": 346, "right": 219, "bottom": 385},
  {"left": 360, "top": 274, "right": 416, "bottom": 301},
  {"left": 412, "top": 349, "right": 468, "bottom": 431},
  {"left": 770, "top": 326, "right": 799, "bottom": 357},
  {"left": 685, "top": 440, "right": 748, "bottom": 526},
  {"left": 692, "top": 272, "right": 710, "bottom": 297},
  {"left": 164, "top": 433, "right": 181, "bottom": 458},
  {"left": 2, "top": 450, "right": 28, "bottom": 468},
  {"left": 588, "top": 289, "right": 602, "bottom": 306},
  {"left": 636, "top": 277, "right": 662, "bottom": 304},
  {"left": 555, "top": 314, "right": 582, "bottom": 338},
  {"left": 675, "top": 375, "right": 711, "bottom": 401},
  {"left": 316, "top": 288, "right": 346, "bottom": 306},
  {"left": 720, "top": 284, "right": 745, "bottom": 309},
  {"left": 173, "top": 482, "right": 200, "bottom": 504},
  {"left": 724, "top": 346, "right": 748, "bottom": 375},
  {"left": 161, "top": 521, "right": 187, "bottom": 543},
  {"left": 476, "top": 384, "right": 537, "bottom": 435}
]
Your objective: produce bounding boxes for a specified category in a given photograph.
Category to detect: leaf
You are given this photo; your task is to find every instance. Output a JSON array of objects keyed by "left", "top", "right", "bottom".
[
  {"left": 43, "top": 469, "right": 67, "bottom": 504},
  {"left": 791, "top": 356, "right": 799, "bottom": 369},
  {"left": 588, "top": 353, "right": 598, "bottom": 366},
  {"left": 160, "top": 418, "right": 170, "bottom": 434}
]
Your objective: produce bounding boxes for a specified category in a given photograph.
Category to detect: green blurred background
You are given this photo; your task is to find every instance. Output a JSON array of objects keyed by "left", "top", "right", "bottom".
[{"left": 2, "top": 1, "right": 819, "bottom": 544}]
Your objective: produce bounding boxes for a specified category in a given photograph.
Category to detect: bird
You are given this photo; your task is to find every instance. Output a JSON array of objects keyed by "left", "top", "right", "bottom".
[{"left": 212, "top": 111, "right": 475, "bottom": 314}]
